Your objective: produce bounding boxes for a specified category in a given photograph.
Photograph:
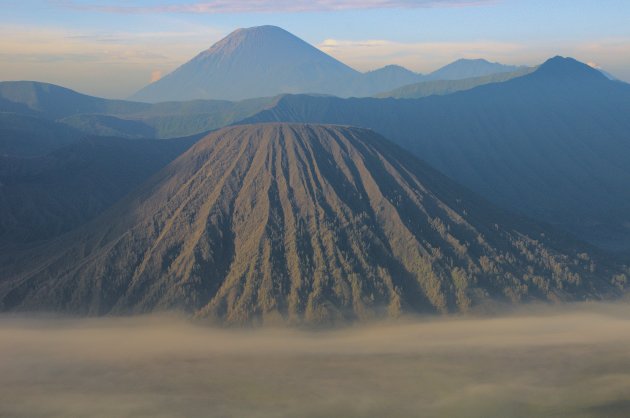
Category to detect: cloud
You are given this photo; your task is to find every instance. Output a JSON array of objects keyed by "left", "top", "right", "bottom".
[
  {"left": 57, "top": 0, "right": 499, "bottom": 14},
  {"left": 0, "top": 24, "right": 221, "bottom": 98},
  {"left": 150, "top": 69, "right": 163, "bottom": 82},
  {"left": 2, "top": 303, "right": 630, "bottom": 417}
]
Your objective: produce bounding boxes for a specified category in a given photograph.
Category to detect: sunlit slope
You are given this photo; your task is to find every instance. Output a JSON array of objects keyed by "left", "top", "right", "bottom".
[{"left": 1, "top": 124, "right": 623, "bottom": 324}]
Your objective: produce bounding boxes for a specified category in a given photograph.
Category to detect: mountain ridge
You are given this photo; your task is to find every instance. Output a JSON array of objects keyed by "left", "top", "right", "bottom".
[
  {"left": 239, "top": 57, "right": 630, "bottom": 251},
  {"left": 0, "top": 80, "right": 276, "bottom": 139},
  {"left": 374, "top": 66, "right": 536, "bottom": 99},
  {"left": 425, "top": 58, "right": 521, "bottom": 80},
  {"left": 130, "top": 25, "right": 521, "bottom": 102}
]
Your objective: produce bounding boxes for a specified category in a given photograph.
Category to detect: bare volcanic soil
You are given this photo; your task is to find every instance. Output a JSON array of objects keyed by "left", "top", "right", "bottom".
[{"left": 0, "top": 124, "right": 622, "bottom": 324}]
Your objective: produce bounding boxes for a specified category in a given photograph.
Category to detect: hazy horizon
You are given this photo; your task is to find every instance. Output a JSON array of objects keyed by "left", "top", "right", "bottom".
[{"left": 2, "top": 0, "right": 630, "bottom": 98}]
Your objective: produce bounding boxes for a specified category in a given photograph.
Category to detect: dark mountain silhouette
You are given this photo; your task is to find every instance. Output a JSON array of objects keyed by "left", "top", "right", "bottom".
[
  {"left": 131, "top": 26, "right": 360, "bottom": 102},
  {"left": 0, "top": 81, "right": 274, "bottom": 138},
  {"left": 0, "top": 112, "right": 84, "bottom": 156},
  {"left": 0, "top": 81, "right": 145, "bottom": 118},
  {"left": 60, "top": 114, "right": 157, "bottom": 139},
  {"left": 0, "top": 134, "right": 199, "bottom": 245},
  {"left": 425, "top": 58, "right": 521, "bottom": 80},
  {"left": 241, "top": 57, "right": 630, "bottom": 250},
  {"left": 0, "top": 124, "right": 623, "bottom": 325}
]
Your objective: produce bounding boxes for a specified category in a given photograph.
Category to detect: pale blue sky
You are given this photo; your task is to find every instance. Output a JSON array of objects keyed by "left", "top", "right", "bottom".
[{"left": 2, "top": 0, "right": 629, "bottom": 98}]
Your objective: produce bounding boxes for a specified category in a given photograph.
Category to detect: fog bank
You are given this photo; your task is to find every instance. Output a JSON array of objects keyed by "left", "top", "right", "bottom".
[{"left": 2, "top": 303, "right": 630, "bottom": 417}]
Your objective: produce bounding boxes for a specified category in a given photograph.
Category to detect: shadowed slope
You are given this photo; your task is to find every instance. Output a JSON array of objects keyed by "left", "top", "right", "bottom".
[
  {"left": 242, "top": 57, "right": 630, "bottom": 251},
  {"left": 0, "top": 124, "right": 623, "bottom": 324},
  {"left": 0, "top": 134, "right": 200, "bottom": 244},
  {"left": 0, "top": 81, "right": 276, "bottom": 139},
  {"left": 0, "top": 112, "right": 84, "bottom": 157}
]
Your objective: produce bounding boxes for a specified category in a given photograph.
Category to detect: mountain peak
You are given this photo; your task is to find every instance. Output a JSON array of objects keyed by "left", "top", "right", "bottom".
[
  {"left": 3, "top": 122, "right": 615, "bottom": 323},
  {"left": 131, "top": 25, "right": 359, "bottom": 102},
  {"left": 452, "top": 58, "right": 491, "bottom": 64},
  {"left": 235, "top": 24, "right": 284, "bottom": 32},
  {"left": 366, "top": 64, "right": 419, "bottom": 76},
  {"left": 427, "top": 58, "right": 519, "bottom": 80},
  {"left": 200, "top": 25, "right": 303, "bottom": 57},
  {"left": 371, "top": 64, "right": 412, "bottom": 71},
  {"left": 534, "top": 56, "right": 607, "bottom": 80},
  {"left": 216, "top": 25, "right": 292, "bottom": 42}
]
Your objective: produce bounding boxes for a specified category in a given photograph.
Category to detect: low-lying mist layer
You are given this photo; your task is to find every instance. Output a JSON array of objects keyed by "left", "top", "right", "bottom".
[{"left": 2, "top": 303, "right": 630, "bottom": 417}]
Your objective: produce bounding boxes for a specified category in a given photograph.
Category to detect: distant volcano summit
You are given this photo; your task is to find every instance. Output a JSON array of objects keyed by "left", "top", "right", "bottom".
[
  {"left": 129, "top": 25, "right": 537, "bottom": 103},
  {"left": 131, "top": 26, "right": 359, "bottom": 102},
  {"left": 424, "top": 58, "right": 520, "bottom": 80}
]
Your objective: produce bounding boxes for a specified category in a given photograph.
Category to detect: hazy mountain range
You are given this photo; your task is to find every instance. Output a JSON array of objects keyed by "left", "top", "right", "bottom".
[
  {"left": 375, "top": 66, "right": 536, "bottom": 99},
  {"left": 0, "top": 81, "right": 275, "bottom": 141},
  {"left": 423, "top": 58, "right": 521, "bottom": 80},
  {"left": 130, "top": 25, "right": 525, "bottom": 102},
  {"left": 0, "top": 25, "right": 629, "bottom": 324}
]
